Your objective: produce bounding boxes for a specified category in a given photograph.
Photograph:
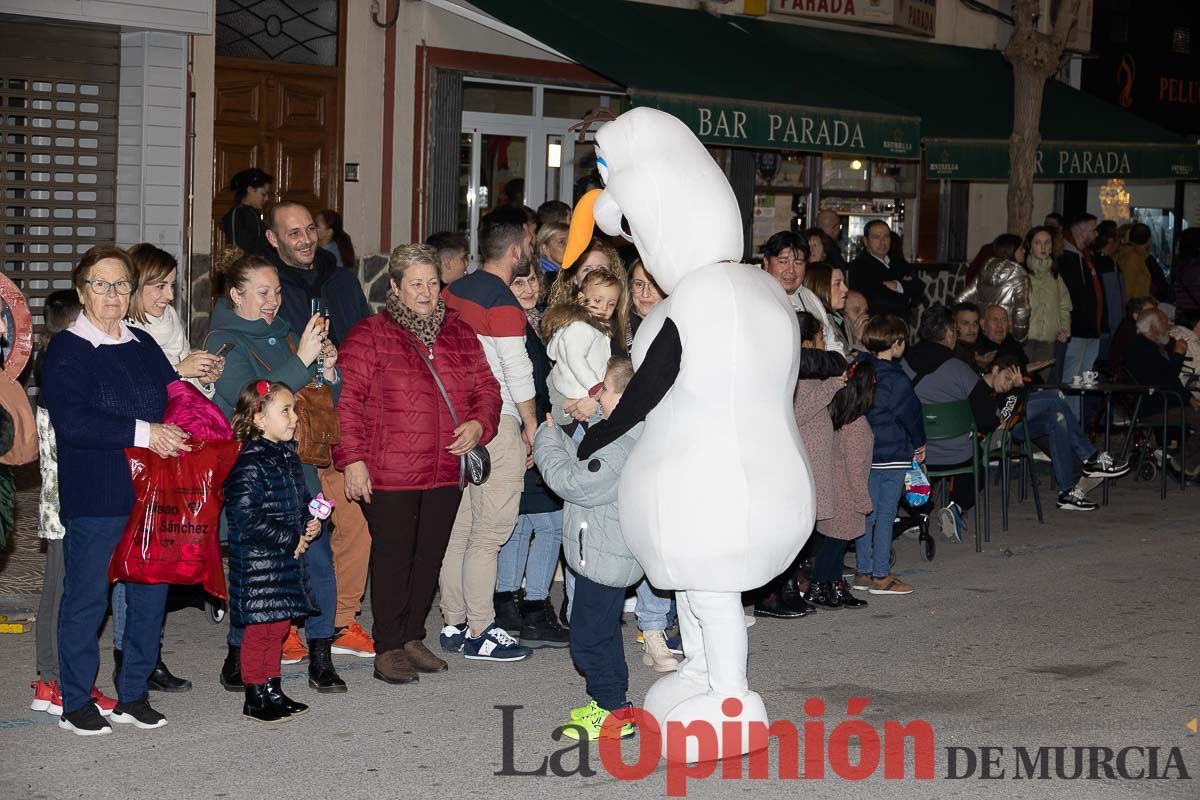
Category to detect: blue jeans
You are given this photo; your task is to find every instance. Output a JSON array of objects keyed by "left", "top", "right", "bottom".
[
  {"left": 857, "top": 469, "right": 905, "bottom": 579},
  {"left": 59, "top": 516, "right": 168, "bottom": 712},
  {"left": 1019, "top": 391, "right": 1096, "bottom": 491},
  {"left": 634, "top": 579, "right": 675, "bottom": 632},
  {"left": 228, "top": 465, "right": 335, "bottom": 646},
  {"left": 496, "top": 510, "right": 563, "bottom": 601},
  {"left": 1062, "top": 337, "right": 1100, "bottom": 421}
]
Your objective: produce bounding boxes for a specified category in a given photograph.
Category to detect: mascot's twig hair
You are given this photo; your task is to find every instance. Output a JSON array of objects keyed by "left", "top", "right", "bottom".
[{"left": 568, "top": 108, "right": 616, "bottom": 143}]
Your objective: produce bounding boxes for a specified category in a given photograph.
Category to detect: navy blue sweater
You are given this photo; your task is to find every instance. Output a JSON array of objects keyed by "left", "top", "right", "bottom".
[
  {"left": 43, "top": 328, "right": 176, "bottom": 520},
  {"left": 864, "top": 354, "right": 926, "bottom": 468}
]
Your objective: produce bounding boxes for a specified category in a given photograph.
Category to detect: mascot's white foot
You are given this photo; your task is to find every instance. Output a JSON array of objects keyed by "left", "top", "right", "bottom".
[
  {"left": 639, "top": 590, "right": 769, "bottom": 762},
  {"left": 647, "top": 687, "right": 769, "bottom": 764}
]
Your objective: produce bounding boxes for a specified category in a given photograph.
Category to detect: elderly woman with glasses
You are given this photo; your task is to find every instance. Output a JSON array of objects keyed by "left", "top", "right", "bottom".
[{"left": 42, "top": 245, "right": 192, "bottom": 736}]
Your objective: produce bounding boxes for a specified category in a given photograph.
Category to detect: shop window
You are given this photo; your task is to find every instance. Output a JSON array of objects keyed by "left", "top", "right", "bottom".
[
  {"left": 463, "top": 84, "right": 533, "bottom": 115},
  {"left": 216, "top": 0, "right": 340, "bottom": 66},
  {"left": 544, "top": 90, "right": 619, "bottom": 120},
  {"left": 822, "top": 156, "right": 916, "bottom": 197}
]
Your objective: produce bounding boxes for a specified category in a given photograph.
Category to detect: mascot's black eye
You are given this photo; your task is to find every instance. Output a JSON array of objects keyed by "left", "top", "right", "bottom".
[
  {"left": 588, "top": 459, "right": 602, "bottom": 473},
  {"left": 619, "top": 216, "right": 633, "bottom": 241}
]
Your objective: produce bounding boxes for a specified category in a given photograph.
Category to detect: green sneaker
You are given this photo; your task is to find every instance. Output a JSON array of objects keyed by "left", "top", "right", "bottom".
[
  {"left": 560, "top": 703, "right": 636, "bottom": 742},
  {"left": 569, "top": 700, "right": 599, "bottom": 721}
]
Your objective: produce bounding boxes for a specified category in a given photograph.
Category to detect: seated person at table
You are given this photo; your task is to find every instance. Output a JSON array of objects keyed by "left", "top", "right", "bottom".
[
  {"left": 1107, "top": 296, "right": 1158, "bottom": 376},
  {"left": 904, "top": 304, "right": 1001, "bottom": 540},
  {"left": 976, "top": 304, "right": 1034, "bottom": 370},
  {"left": 1125, "top": 309, "right": 1200, "bottom": 443},
  {"left": 953, "top": 302, "right": 983, "bottom": 368},
  {"left": 992, "top": 352, "right": 1131, "bottom": 513}
]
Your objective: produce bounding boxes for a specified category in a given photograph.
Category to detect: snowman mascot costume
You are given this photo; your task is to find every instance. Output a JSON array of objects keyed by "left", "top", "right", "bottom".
[{"left": 568, "top": 108, "right": 814, "bottom": 762}]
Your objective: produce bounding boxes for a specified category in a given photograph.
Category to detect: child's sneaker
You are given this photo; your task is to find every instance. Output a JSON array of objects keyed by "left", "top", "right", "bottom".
[
  {"left": 281, "top": 626, "right": 308, "bottom": 664},
  {"left": 90, "top": 686, "right": 117, "bottom": 717},
  {"left": 439, "top": 623, "right": 467, "bottom": 653},
  {"left": 109, "top": 697, "right": 168, "bottom": 729},
  {"left": 561, "top": 702, "right": 636, "bottom": 741},
  {"left": 463, "top": 624, "right": 531, "bottom": 662},
  {"left": 868, "top": 574, "right": 914, "bottom": 595},
  {"left": 30, "top": 679, "right": 63, "bottom": 715}
]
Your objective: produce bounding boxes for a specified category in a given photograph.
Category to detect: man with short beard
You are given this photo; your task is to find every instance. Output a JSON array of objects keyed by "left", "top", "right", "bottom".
[
  {"left": 263, "top": 202, "right": 370, "bottom": 346},
  {"left": 439, "top": 207, "right": 538, "bottom": 663},
  {"left": 264, "top": 201, "right": 376, "bottom": 663}
]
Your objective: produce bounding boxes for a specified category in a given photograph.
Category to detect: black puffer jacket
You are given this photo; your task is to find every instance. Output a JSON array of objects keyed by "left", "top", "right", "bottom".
[{"left": 223, "top": 437, "right": 317, "bottom": 627}]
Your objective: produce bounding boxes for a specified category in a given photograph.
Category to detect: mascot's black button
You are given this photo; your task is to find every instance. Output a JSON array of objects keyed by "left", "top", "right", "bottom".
[{"left": 588, "top": 459, "right": 602, "bottom": 473}]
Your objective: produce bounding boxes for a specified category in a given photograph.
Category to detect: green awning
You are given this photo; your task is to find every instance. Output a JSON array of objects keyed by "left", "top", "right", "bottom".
[
  {"left": 759, "top": 19, "right": 1199, "bottom": 180},
  {"left": 468, "top": 0, "right": 920, "bottom": 159},
  {"left": 925, "top": 140, "right": 1200, "bottom": 181},
  {"left": 468, "top": 0, "right": 1197, "bottom": 179}
]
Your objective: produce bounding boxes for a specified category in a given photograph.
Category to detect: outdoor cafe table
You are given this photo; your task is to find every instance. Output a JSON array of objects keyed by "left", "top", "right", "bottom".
[{"left": 1030, "top": 383, "right": 1189, "bottom": 502}]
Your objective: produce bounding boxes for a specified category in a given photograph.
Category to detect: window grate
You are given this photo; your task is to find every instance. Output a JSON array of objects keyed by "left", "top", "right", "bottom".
[{"left": 0, "top": 23, "right": 118, "bottom": 336}]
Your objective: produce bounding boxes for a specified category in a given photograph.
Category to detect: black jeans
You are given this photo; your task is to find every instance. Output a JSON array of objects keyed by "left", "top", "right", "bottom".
[
  {"left": 569, "top": 574, "right": 628, "bottom": 711},
  {"left": 361, "top": 487, "right": 461, "bottom": 654},
  {"left": 810, "top": 534, "right": 848, "bottom": 583}
]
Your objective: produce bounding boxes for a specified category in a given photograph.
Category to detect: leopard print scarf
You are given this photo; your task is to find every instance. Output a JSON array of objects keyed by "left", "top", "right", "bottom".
[{"left": 386, "top": 292, "right": 445, "bottom": 349}]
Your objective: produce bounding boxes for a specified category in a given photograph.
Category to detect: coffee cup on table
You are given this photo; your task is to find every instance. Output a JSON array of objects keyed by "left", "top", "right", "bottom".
[{"left": 1083, "top": 371, "right": 1099, "bottom": 386}]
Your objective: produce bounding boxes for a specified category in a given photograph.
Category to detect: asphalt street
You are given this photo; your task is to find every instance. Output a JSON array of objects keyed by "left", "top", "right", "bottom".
[{"left": 0, "top": 472, "right": 1197, "bottom": 799}]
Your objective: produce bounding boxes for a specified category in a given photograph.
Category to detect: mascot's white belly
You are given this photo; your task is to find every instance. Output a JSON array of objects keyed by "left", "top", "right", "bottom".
[{"left": 620, "top": 262, "right": 815, "bottom": 591}]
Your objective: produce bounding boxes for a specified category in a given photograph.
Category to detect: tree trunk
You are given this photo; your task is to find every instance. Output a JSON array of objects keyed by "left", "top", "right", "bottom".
[
  {"left": 1003, "top": 0, "right": 1081, "bottom": 234},
  {"left": 1008, "top": 61, "right": 1048, "bottom": 234}
]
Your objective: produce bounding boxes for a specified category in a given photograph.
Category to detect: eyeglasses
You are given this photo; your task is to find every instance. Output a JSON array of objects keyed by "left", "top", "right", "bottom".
[{"left": 84, "top": 279, "right": 134, "bottom": 296}]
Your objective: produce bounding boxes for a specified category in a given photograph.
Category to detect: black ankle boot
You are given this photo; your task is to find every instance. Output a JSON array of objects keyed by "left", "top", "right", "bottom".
[
  {"left": 112, "top": 649, "right": 123, "bottom": 688},
  {"left": 493, "top": 591, "right": 522, "bottom": 635},
  {"left": 803, "top": 581, "right": 843, "bottom": 610},
  {"left": 242, "top": 683, "right": 290, "bottom": 723},
  {"left": 307, "top": 638, "right": 347, "bottom": 693},
  {"left": 148, "top": 655, "right": 192, "bottom": 692},
  {"left": 220, "top": 644, "right": 243, "bottom": 692},
  {"left": 265, "top": 677, "right": 309, "bottom": 716},
  {"left": 518, "top": 598, "right": 570, "bottom": 648},
  {"left": 832, "top": 579, "right": 868, "bottom": 609}
]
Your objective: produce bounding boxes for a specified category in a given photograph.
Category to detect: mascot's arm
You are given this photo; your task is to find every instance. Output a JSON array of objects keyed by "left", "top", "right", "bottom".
[
  {"left": 798, "top": 349, "right": 846, "bottom": 380},
  {"left": 577, "top": 318, "right": 681, "bottom": 460}
]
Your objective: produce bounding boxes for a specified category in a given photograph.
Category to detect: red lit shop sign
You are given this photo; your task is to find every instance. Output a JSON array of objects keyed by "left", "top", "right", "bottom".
[{"left": 773, "top": 0, "right": 937, "bottom": 38}]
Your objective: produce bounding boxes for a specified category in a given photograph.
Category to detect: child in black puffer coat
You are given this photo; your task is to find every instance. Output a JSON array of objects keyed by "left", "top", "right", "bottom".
[{"left": 224, "top": 380, "right": 320, "bottom": 723}]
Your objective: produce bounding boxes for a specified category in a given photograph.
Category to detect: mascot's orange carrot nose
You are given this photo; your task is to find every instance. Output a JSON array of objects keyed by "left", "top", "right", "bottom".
[{"left": 562, "top": 188, "right": 601, "bottom": 269}]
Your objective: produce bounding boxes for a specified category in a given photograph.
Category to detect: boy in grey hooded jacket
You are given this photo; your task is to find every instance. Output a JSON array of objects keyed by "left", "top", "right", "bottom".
[{"left": 533, "top": 357, "right": 642, "bottom": 742}]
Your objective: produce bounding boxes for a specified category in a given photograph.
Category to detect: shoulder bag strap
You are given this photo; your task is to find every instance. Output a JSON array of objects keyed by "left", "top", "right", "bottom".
[
  {"left": 406, "top": 337, "right": 460, "bottom": 427},
  {"left": 406, "top": 336, "right": 466, "bottom": 485}
]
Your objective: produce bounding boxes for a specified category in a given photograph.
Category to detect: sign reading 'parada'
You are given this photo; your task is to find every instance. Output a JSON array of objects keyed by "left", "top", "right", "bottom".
[
  {"left": 924, "top": 140, "right": 1200, "bottom": 181},
  {"left": 632, "top": 92, "right": 920, "bottom": 159},
  {"left": 772, "top": 0, "right": 937, "bottom": 38}
]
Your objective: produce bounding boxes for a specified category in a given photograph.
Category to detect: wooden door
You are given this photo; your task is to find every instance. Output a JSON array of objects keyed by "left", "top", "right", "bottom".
[{"left": 211, "top": 63, "right": 341, "bottom": 255}]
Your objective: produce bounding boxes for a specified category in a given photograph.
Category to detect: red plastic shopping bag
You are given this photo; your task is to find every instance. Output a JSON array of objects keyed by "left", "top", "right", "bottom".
[{"left": 109, "top": 440, "right": 241, "bottom": 599}]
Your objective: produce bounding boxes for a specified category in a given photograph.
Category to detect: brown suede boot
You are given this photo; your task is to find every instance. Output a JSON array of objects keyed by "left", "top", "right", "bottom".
[
  {"left": 373, "top": 649, "right": 419, "bottom": 684},
  {"left": 403, "top": 640, "right": 448, "bottom": 673}
]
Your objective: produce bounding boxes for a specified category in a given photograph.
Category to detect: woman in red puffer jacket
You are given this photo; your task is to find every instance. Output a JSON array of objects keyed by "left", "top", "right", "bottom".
[{"left": 333, "top": 244, "right": 500, "bottom": 683}]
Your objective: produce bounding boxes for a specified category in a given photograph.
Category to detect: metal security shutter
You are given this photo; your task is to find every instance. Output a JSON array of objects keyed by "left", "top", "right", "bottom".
[{"left": 0, "top": 20, "right": 119, "bottom": 334}]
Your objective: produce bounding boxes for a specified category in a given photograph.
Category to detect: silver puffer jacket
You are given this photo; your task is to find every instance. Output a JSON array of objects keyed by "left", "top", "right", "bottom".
[{"left": 957, "top": 257, "right": 1031, "bottom": 342}]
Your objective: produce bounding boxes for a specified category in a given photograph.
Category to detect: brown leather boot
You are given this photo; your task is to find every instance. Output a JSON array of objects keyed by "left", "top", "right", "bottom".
[
  {"left": 403, "top": 640, "right": 448, "bottom": 673},
  {"left": 373, "top": 649, "right": 419, "bottom": 684}
]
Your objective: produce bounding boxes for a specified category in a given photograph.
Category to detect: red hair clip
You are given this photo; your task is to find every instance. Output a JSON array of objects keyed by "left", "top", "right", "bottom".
[
  {"left": 255, "top": 380, "right": 270, "bottom": 408},
  {"left": 847, "top": 360, "right": 860, "bottom": 378}
]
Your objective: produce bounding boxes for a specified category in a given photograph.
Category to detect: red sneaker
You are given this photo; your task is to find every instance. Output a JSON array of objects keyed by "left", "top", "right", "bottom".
[
  {"left": 30, "top": 679, "right": 63, "bottom": 715},
  {"left": 90, "top": 686, "right": 117, "bottom": 717},
  {"left": 281, "top": 626, "right": 308, "bottom": 665}
]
